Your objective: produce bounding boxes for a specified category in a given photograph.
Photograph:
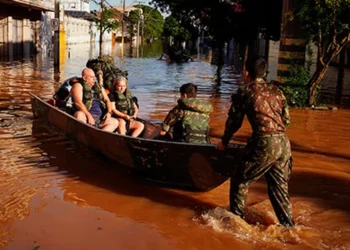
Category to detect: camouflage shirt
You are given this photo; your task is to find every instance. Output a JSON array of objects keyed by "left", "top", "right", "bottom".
[
  {"left": 161, "top": 98, "right": 213, "bottom": 143},
  {"left": 222, "top": 81, "right": 290, "bottom": 146},
  {"left": 161, "top": 106, "right": 184, "bottom": 133},
  {"left": 91, "top": 62, "right": 104, "bottom": 77},
  {"left": 86, "top": 56, "right": 128, "bottom": 90}
]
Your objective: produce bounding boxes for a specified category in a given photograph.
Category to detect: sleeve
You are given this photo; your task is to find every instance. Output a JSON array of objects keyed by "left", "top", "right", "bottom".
[
  {"left": 161, "top": 106, "right": 184, "bottom": 132},
  {"left": 93, "top": 62, "right": 103, "bottom": 76},
  {"left": 281, "top": 94, "right": 291, "bottom": 128},
  {"left": 221, "top": 93, "right": 246, "bottom": 146}
]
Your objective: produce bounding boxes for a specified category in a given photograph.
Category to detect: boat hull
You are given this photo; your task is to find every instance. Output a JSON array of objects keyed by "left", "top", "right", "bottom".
[{"left": 30, "top": 93, "right": 244, "bottom": 191}]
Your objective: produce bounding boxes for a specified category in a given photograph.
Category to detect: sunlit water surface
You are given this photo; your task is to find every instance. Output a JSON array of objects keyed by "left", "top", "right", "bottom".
[{"left": 0, "top": 43, "right": 349, "bottom": 250}]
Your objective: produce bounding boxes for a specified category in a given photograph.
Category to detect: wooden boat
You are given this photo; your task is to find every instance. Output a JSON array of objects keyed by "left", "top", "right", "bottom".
[
  {"left": 30, "top": 93, "right": 245, "bottom": 191},
  {"left": 159, "top": 52, "right": 193, "bottom": 63}
]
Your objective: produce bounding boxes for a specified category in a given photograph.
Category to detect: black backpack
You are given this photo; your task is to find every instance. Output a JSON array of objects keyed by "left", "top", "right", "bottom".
[{"left": 53, "top": 77, "right": 81, "bottom": 108}]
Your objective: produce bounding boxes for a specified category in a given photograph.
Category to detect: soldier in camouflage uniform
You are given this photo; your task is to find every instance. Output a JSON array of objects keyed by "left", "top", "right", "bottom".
[
  {"left": 86, "top": 55, "right": 128, "bottom": 90},
  {"left": 160, "top": 83, "right": 213, "bottom": 143},
  {"left": 217, "top": 56, "right": 295, "bottom": 227}
]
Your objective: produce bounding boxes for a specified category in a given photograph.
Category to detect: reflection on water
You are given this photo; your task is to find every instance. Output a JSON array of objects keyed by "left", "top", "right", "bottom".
[{"left": 0, "top": 42, "right": 350, "bottom": 250}]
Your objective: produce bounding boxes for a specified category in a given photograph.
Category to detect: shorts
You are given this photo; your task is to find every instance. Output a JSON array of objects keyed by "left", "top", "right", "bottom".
[{"left": 92, "top": 114, "right": 104, "bottom": 128}]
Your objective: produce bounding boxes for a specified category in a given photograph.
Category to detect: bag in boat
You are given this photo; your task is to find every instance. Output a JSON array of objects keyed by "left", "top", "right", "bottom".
[
  {"left": 52, "top": 76, "right": 81, "bottom": 110},
  {"left": 86, "top": 56, "right": 128, "bottom": 90}
]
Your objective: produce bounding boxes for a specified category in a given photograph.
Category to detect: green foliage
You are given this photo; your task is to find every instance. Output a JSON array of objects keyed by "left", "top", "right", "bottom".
[
  {"left": 279, "top": 64, "right": 310, "bottom": 107},
  {"left": 279, "top": 46, "right": 313, "bottom": 107},
  {"left": 127, "top": 5, "right": 164, "bottom": 41},
  {"left": 127, "top": 10, "right": 139, "bottom": 37},
  {"left": 151, "top": 0, "right": 283, "bottom": 45},
  {"left": 295, "top": 0, "right": 350, "bottom": 45},
  {"left": 163, "top": 16, "right": 191, "bottom": 42},
  {"left": 92, "top": 8, "right": 120, "bottom": 34},
  {"left": 141, "top": 5, "right": 164, "bottom": 40},
  {"left": 293, "top": 0, "right": 350, "bottom": 105}
]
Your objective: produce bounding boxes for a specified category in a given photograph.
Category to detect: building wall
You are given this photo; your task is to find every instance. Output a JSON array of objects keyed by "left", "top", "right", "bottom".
[
  {"left": 0, "top": 1, "right": 53, "bottom": 59},
  {"left": 12, "top": 0, "right": 54, "bottom": 11},
  {"left": 267, "top": 40, "right": 280, "bottom": 81},
  {"left": 0, "top": 16, "right": 39, "bottom": 59},
  {"left": 64, "top": 15, "right": 112, "bottom": 44},
  {"left": 60, "top": 0, "right": 90, "bottom": 12}
]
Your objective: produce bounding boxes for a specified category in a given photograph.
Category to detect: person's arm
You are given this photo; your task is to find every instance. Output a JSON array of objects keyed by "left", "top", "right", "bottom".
[
  {"left": 98, "top": 75, "right": 103, "bottom": 87},
  {"left": 110, "top": 101, "right": 132, "bottom": 121},
  {"left": 217, "top": 94, "right": 245, "bottom": 150},
  {"left": 101, "top": 88, "right": 112, "bottom": 120},
  {"left": 95, "top": 62, "right": 104, "bottom": 86},
  {"left": 281, "top": 94, "right": 291, "bottom": 128},
  {"left": 70, "top": 84, "right": 95, "bottom": 125},
  {"left": 160, "top": 106, "right": 183, "bottom": 136},
  {"left": 132, "top": 103, "right": 139, "bottom": 118}
]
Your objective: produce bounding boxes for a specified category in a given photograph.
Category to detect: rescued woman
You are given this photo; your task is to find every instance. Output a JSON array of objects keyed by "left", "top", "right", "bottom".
[{"left": 108, "top": 76, "right": 144, "bottom": 137}]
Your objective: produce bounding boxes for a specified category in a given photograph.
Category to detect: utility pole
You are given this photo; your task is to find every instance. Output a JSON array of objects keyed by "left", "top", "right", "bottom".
[
  {"left": 136, "top": 12, "right": 140, "bottom": 58},
  {"left": 99, "top": 0, "right": 104, "bottom": 56},
  {"left": 53, "top": 0, "right": 60, "bottom": 74},
  {"left": 121, "top": 0, "right": 125, "bottom": 57},
  {"left": 141, "top": 15, "right": 144, "bottom": 57},
  {"left": 141, "top": 14, "right": 144, "bottom": 44}
]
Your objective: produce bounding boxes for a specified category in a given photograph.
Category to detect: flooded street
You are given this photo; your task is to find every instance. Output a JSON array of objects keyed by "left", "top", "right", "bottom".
[{"left": 0, "top": 42, "right": 350, "bottom": 250}]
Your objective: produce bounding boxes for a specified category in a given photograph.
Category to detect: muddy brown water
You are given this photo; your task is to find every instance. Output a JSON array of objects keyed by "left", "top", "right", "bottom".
[{"left": 0, "top": 43, "right": 349, "bottom": 250}]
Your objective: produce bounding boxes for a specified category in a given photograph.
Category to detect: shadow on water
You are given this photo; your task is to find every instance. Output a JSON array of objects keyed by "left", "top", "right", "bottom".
[
  {"left": 290, "top": 139, "right": 350, "bottom": 161},
  {"left": 213, "top": 133, "right": 350, "bottom": 163},
  {"left": 30, "top": 119, "right": 219, "bottom": 212}
]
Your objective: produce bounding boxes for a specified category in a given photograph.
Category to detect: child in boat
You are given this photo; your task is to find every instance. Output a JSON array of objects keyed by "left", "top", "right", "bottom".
[{"left": 108, "top": 76, "right": 144, "bottom": 137}]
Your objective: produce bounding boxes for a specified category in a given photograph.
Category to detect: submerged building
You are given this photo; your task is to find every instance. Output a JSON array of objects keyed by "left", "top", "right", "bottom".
[{"left": 0, "top": 0, "right": 54, "bottom": 59}]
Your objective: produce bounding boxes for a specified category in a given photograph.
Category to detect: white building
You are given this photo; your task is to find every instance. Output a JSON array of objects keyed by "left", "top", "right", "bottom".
[
  {"left": 61, "top": 0, "right": 90, "bottom": 12},
  {"left": 63, "top": 10, "right": 112, "bottom": 45}
]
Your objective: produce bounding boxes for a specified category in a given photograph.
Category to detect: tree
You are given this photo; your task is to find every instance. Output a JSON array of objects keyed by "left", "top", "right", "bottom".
[
  {"left": 140, "top": 5, "right": 164, "bottom": 42},
  {"left": 127, "top": 9, "right": 139, "bottom": 38},
  {"left": 294, "top": 0, "right": 350, "bottom": 105},
  {"left": 163, "top": 15, "right": 191, "bottom": 43},
  {"left": 151, "top": 0, "right": 282, "bottom": 58},
  {"left": 127, "top": 5, "right": 164, "bottom": 42},
  {"left": 92, "top": 7, "right": 120, "bottom": 56}
]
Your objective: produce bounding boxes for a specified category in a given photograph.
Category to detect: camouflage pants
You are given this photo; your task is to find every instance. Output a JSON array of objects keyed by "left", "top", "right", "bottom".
[{"left": 230, "top": 134, "right": 295, "bottom": 227}]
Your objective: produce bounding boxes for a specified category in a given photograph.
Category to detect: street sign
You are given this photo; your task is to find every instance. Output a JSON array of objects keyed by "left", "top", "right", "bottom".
[{"left": 50, "top": 18, "right": 59, "bottom": 31}]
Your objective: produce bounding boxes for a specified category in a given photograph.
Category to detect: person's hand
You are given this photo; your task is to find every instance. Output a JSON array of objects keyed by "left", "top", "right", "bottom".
[
  {"left": 216, "top": 141, "right": 226, "bottom": 151},
  {"left": 87, "top": 115, "right": 95, "bottom": 126},
  {"left": 124, "top": 115, "right": 132, "bottom": 121},
  {"left": 101, "top": 113, "right": 112, "bottom": 124},
  {"left": 159, "top": 130, "right": 166, "bottom": 136}
]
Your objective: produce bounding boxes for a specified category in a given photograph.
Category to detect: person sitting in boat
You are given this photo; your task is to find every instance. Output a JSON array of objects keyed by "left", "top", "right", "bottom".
[
  {"left": 160, "top": 83, "right": 213, "bottom": 143},
  {"left": 108, "top": 76, "right": 144, "bottom": 137},
  {"left": 70, "top": 68, "right": 119, "bottom": 132}
]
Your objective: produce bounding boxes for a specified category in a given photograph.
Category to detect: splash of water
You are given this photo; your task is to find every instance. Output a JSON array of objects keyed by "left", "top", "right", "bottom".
[{"left": 199, "top": 205, "right": 329, "bottom": 249}]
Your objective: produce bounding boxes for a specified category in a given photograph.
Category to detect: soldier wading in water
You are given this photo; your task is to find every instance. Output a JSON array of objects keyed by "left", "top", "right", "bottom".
[{"left": 217, "top": 56, "right": 295, "bottom": 227}]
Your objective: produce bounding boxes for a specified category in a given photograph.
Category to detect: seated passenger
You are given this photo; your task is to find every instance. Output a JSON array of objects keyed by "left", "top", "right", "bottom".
[
  {"left": 160, "top": 83, "right": 213, "bottom": 143},
  {"left": 70, "top": 68, "right": 119, "bottom": 132},
  {"left": 108, "top": 76, "right": 144, "bottom": 137}
]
